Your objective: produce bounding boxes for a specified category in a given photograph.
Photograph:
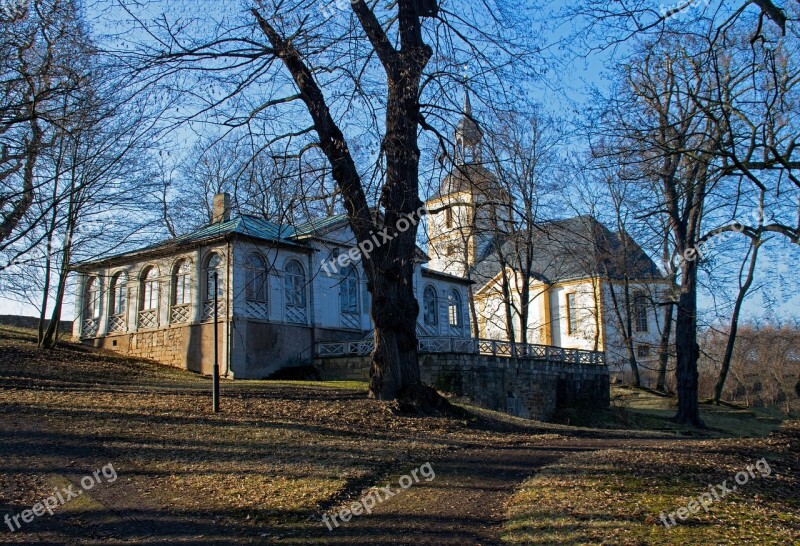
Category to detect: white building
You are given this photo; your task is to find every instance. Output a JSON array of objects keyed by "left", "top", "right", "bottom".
[
  {"left": 74, "top": 95, "right": 666, "bottom": 383},
  {"left": 73, "top": 195, "right": 472, "bottom": 378}
]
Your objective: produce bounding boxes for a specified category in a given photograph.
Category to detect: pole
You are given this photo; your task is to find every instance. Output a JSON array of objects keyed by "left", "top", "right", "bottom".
[{"left": 212, "top": 271, "right": 220, "bottom": 413}]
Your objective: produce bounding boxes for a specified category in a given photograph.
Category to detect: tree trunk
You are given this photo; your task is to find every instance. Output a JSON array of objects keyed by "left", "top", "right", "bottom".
[
  {"left": 41, "top": 232, "right": 73, "bottom": 349},
  {"left": 252, "top": 3, "right": 441, "bottom": 410},
  {"left": 714, "top": 240, "right": 760, "bottom": 403},
  {"left": 365, "top": 25, "right": 438, "bottom": 410},
  {"left": 656, "top": 301, "right": 674, "bottom": 392},
  {"left": 674, "top": 259, "right": 703, "bottom": 426},
  {"left": 37, "top": 247, "right": 52, "bottom": 346},
  {"left": 368, "top": 259, "right": 421, "bottom": 400},
  {"left": 605, "top": 275, "right": 641, "bottom": 386}
]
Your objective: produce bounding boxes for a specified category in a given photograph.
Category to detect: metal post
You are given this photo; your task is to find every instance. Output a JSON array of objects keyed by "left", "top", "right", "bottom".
[{"left": 212, "top": 271, "right": 220, "bottom": 413}]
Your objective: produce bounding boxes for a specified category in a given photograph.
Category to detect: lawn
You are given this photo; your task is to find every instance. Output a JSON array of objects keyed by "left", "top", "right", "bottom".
[
  {"left": 502, "top": 425, "right": 800, "bottom": 545},
  {"left": 0, "top": 325, "right": 797, "bottom": 545}
]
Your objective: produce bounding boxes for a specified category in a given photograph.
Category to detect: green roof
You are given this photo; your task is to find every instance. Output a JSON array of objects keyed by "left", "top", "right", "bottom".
[{"left": 74, "top": 213, "right": 357, "bottom": 268}]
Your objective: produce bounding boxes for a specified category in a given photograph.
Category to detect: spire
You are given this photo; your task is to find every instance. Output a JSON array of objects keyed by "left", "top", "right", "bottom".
[{"left": 454, "top": 84, "right": 482, "bottom": 165}]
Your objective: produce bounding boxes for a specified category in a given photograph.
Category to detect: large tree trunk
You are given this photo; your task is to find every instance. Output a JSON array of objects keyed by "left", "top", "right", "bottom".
[
  {"left": 674, "top": 260, "right": 703, "bottom": 426},
  {"left": 368, "top": 261, "right": 421, "bottom": 400},
  {"left": 714, "top": 239, "right": 760, "bottom": 403},
  {"left": 365, "top": 28, "right": 438, "bottom": 409}
]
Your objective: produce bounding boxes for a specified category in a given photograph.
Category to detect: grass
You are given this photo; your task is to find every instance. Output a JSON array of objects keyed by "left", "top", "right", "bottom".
[
  {"left": 503, "top": 426, "right": 800, "bottom": 545},
  {"left": 554, "top": 384, "right": 795, "bottom": 437},
  {"left": 506, "top": 386, "right": 800, "bottom": 545}
]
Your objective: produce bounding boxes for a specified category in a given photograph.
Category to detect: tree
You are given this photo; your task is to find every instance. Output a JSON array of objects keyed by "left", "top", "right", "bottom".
[
  {"left": 593, "top": 22, "right": 799, "bottom": 424},
  {"left": 482, "top": 108, "right": 564, "bottom": 347},
  {"left": 120, "top": 0, "right": 533, "bottom": 409},
  {"left": 1, "top": 0, "right": 87, "bottom": 249}
]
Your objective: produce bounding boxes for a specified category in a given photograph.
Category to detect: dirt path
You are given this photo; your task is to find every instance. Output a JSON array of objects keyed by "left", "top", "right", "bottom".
[{"left": 286, "top": 438, "right": 670, "bottom": 546}]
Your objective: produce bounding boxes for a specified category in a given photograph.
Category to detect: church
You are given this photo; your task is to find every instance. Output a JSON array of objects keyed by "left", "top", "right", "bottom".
[
  {"left": 423, "top": 94, "right": 667, "bottom": 379},
  {"left": 74, "top": 97, "right": 666, "bottom": 380}
]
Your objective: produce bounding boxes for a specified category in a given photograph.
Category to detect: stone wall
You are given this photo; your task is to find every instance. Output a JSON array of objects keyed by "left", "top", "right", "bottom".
[
  {"left": 88, "top": 321, "right": 226, "bottom": 376},
  {"left": 314, "top": 353, "right": 609, "bottom": 422}
]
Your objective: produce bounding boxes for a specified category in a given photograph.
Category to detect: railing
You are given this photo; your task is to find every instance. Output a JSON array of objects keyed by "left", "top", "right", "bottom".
[
  {"left": 202, "top": 300, "right": 226, "bottom": 322},
  {"left": 82, "top": 318, "right": 99, "bottom": 338},
  {"left": 171, "top": 303, "right": 191, "bottom": 324},
  {"left": 138, "top": 309, "right": 158, "bottom": 329},
  {"left": 315, "top": 335, "right": 606, "bottom": 366},
  {"left": 107, "top": 314, "right": 126, "bottom": 333}
]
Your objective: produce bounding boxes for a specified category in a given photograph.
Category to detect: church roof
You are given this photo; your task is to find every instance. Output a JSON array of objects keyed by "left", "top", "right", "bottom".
[
  {"left": 471, "top": 215, "right": 664, "bottom": 287},
  {"left": 432, "top": 163, "right": 505, "bottom": 201},
  {"left": 456, "top": 91, "right": 482, "bottom": 145}
]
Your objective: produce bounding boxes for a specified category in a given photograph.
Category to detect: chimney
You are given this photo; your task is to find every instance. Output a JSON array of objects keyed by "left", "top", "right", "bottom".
[{"left": 212, "top": 193, "right": 231, "bottom": 223}]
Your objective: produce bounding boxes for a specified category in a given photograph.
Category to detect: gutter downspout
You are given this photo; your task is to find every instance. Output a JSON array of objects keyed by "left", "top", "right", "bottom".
[
  {"left": 308, "top": 251, "right": 316, "bottom": 364},
  {"left": 226, "top": 238, "right": 232, "bottom": 378}
]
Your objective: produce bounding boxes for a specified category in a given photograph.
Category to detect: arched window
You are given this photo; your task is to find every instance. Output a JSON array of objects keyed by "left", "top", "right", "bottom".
[
  {"left": 138, "top": 266, "right": 160, "bottom": 329},
  {"left": 169, "top": 260, "right": 192, "bottom": 324},
  {"left": 423, "top": 285, "right": 438, "bottom": 326},
  {"left": 110, "top": 273, "right": 127, "bottom": 316},
  {"left": 84, "top": 277, "right": 101, "bottom": 319},
  {"left": 339, "top": 265, "right": 359, "bottom": 316},
  {"left": 173, "top": 260, "right": 192, "bottom": 306},
  {"left": 245, "top": 253, "right": 268, "bottom": 303},
  {"left": 140, "top": 267, "right": 159, "bottom": 311},
  {"left": 448, "top": 289, "right": 462, "bottom": 329},
  {"left": 108, "top": 272, "right": 127, "bottom": 332},
  {"left": 284, "top": 259, "right": 307, "bottom": 323},
  {"left": 204, "top": 253, "right": 224, "bottom": 302}
]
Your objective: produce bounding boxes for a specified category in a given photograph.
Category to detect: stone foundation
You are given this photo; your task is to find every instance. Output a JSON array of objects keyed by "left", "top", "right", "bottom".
[{"left": 314, "top": 353, "right": 610, "bottom": 422}]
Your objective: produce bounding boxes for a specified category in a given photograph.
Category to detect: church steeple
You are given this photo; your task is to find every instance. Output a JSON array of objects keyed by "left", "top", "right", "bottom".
[{"left": 455, "top": 88, "right": 482, "bottom": 165}]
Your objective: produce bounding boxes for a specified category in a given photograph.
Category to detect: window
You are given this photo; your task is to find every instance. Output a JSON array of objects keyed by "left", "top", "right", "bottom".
[
  {"left": 637, "top": 345, "right": 651, "bottom": 358},
  {"left": 173, "top": 260, "right": 192, "bottom": 305},
  {"left": 204, "top": 253, "right": 224, "bottom": 302},
  {"left": 423, "top": 285, "right": 438, "bottom": 326},
  {"left": 339, "top": 265, "right": 359, "bottom": 315},
  {"left": 141, "top": 267, "right": 159, "bottom": 311},
  {"left": 245, "top": 253, "right": 268, "bottom": 303},
  {"left": 446, "top": 243, "right": 456, "bottom": 257},
  {"left": 633, "top": 291, "right": 649, "bottom": 332},
  {"left": 448, "top": 289, "right": 462, "bottom": 328},
  {"left": 110, "top": 273, "right": 127, "bottom": 316},
  {"left": 566, "top": 292, "right": 578, "bottom": 335},
  {"left": 84, "top": 277, "right": 101, "bottom": 319},
  {"left": 445, "top": 207, "right": 453, "bottom": 228},
  {"left": 284, "top": 259, "right": 307, "bottom": 309}
]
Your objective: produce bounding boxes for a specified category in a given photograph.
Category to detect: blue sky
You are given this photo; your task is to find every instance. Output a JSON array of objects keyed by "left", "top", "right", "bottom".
[{"left": 1, "top": 0, "right": 797, "bottom": 324}]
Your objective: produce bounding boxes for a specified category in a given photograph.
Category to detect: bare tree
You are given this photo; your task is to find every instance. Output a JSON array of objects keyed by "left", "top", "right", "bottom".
[{"left": 119, "top": 0, "right": 534, "bottom": 409}]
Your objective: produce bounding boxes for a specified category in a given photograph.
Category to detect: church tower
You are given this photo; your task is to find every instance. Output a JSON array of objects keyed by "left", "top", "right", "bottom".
[{"left": 425, "top": 90, "right": 511, "bottom": 278}]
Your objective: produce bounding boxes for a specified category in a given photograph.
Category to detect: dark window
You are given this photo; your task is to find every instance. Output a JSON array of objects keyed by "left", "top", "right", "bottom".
[
  {"left": 566, "top": 293, "right": 577, "bottom": 335},
  {"left": 633, "top": 291, "right": 649, "bottom": 332},
  {"left": 423, "top": 285, "right": 438, "bottom": 326},
  {"left": 245, "top": 253, "right": 268, "bottom": 303}
]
